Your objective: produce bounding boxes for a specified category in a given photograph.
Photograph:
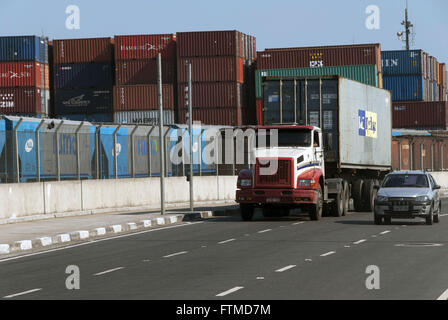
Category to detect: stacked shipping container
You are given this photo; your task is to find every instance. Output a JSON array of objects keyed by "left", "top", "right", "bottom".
[
  {"left": 52, "top": 38, "right": 114, "bottom": 122},
  {"left": 176, "top": 30, "right": 256, "bottom": 126},
  {"left": 0, "top": 36, "right": 49, "bottom": 117},
  {"left": 113, "top": 34, "right": 177, "bottom": 124},
  {"left": 255, "top": 43, "right": 382, "bottom": 125}
]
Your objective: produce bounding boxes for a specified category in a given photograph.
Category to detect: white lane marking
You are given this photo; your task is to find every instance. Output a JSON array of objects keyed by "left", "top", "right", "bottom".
[
  {"left": 344, "top": 245, "right": 351, "bottom": 248},
  {"left": 218, "top": 239, "right": 236, "bottom": 245},
  {"left": 439, "top": 214, "right": 448, "bottom": 217},
  {"left": 3, "top": 288, "right": 42, "bottom": 299},
  {"left": 258, "top": 229, "right": 272, "bottom": 233},
  {"left": 256, "top": 277, "right": 264, "bottom": 280},
  {"left": 305, "top": 259, "right": 312, "bottom": 262},
  {"left": 320, "top": 251, "right": 336, "bottom": 257},
  {"left": 0, "top": 222, "right": 204, "bottom": 263},
  {"left": 216, "top": 286, "right": 244, "bottom": 297},
  {"left": 275, "top": 265, "right": 296, "bottom": 273},
  {"left": 437, "top": 289, "right": 448, "bottom": 300},
  {"left": 292, "top": 222, "right": 305, "bottom": 225},
  {"left": 354, "top": 239, "right": 367, "bottom": 244},
  {"left": 380, "top": 230, "right": 391, "bottom": 235},
  {"left": 94, "top": 267, "right": 124, "bottom": 276},
  {"left": 163, "top": 251, "right": 188, "bottom": 258}
]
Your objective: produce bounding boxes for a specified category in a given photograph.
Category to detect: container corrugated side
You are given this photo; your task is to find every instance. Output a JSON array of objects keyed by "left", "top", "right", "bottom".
[
  {"left": 115, "top": 59, "right": 176, "bottom": 85},
  {"left": 383, "top": 75, "right": 426, "bottom": 101},
  {"left": 53, "top": 63, "right": 113, "bottom": 89},
  {"left": 381, "top": 50, "right": 424, "bottom": 76},
  {"left": 53, "top": 38, "right": 113, "bottom": 64},
  {"left": 114, "top": 110, "right": 175, "bottom": 125},
  {"left": 0, "top": 36, "right": 49, "bottom": 63},
  {"left": 338, "top": 77, "right": 392, "bottom": 169},
  {"left": 177, "top": 56, "right": 244, "bottom": 83},
  {"left": 54, "top": 88, "right": 113, "bottom": 114},
  {"left": 255, "top": 65, "right": 378, "bottom": 98},
  {"left": 0, "top": 61, "right": 42, "bottom": 88},
  {"left": 113, "top": 85, "right": 174, "bottom": 111},
  {"left": 258, "top": 44, "right": 381, "bottom": 70},
  {"left": 177, "top": 82, "right": 244, "bottom": 109},
  {"left": 177, "top": 30, "right": 244, "bottom": 58},
  {"left": 177, "top": 107, "right": 242, "bottom": 126},
  {"left": 392, "top": 101, "right": 448, "bottom": 129},
  {"left": 114, "top": 34, "right": 176, "bottom": 60},
  {"left": 0, "top": 87, "right": 43, "bottom": 114}
]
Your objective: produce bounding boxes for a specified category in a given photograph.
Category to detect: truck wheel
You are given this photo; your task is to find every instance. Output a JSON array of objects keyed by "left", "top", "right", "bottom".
[
  {"left": 240, "top": 204, "right": 254, "bottom": 221},
  {"left": 374, "top": 214, "right": 382, "bottom": 225},
  {"left": 353, "top": 179, "right": 364, "bottom": 212},
  {"left": 281, "top": 207, "right": 290, "bottom": 217},
  {"left": 343, "top": 180, "right": 350, "bottom": 216},
  {"left": 362, "top": 179, "right": 377, "bottom": 212},
  {"left": 262, "top": 208, "right": 275, "bottom": 218},
  {"left": 331, "top": 191, "right": 344, "bottom": 217},
  {"left": 309, "top": 185, "right": 323, "bottom": 221}
]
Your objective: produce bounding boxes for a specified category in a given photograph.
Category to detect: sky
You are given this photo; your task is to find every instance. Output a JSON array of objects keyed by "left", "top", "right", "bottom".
[{"left": 0, "top": 0, "right": 447, "bottom": 63}]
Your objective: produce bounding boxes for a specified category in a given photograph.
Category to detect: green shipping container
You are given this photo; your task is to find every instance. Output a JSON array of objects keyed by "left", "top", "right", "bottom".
[{"left": 255, "top": 65, "right": 378, "bottom": 98}]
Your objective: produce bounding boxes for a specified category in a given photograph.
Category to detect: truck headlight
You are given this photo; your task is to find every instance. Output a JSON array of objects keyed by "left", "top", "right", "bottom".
[
  {"left": 376, "top": 196, "right": 389, "bottom": 202},
  {"left": 415, "top": 196, "right": 429, "bottom": 202},
  {"left": 299, "top": 179, "right": 315, "bottom": 187},
  {"left": 240, "top": 179, "right": 252, "bottom": 187}
]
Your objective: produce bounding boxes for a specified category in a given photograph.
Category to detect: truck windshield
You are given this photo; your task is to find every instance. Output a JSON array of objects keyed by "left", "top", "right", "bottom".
[
  {"left": 382, "top": 174, "right": 429, "bottom": 188},
  {"left": 256, "top": 129, "right": 312, "bottom": 148}
]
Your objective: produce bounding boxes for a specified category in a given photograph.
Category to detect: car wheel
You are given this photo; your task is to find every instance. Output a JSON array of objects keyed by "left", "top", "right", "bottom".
[
  {"left": 434, "top": 201, "right": 441, "bottom": 223},
  {"left": 426, "top": 205, "right": 433, "bottom": 225}
]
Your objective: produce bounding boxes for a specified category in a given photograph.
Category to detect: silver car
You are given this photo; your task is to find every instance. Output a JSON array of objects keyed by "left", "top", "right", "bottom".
[{"left": 374, "top": 171, "right": 441, "bottom": 225}]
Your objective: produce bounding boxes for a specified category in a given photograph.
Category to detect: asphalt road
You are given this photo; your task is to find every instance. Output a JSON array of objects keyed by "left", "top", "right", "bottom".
[{"left": 1, "top": 199, "right": 448, "bottom": 300}]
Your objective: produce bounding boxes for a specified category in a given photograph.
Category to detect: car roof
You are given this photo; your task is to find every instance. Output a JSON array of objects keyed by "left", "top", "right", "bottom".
[{"left": 388, "top": 170, "right": 428, "bottom": 176}]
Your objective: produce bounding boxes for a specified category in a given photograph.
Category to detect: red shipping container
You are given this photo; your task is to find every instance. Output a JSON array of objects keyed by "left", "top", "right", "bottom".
[
  {"left": 177, "top": 107, "right": 243, "bottom": 126},
  {"left": 114, "top": 85, "right": 174, "bottom": 111},
  {"left": 256, "top": 98, "right": 263, "bottom": 125},
  {"left": 114, "top": 34, "right": 176, "bottom": 60},
  {"left": 177, "top": 30, "right": 245, "bottom": 58},
  {"left": 0, "top": 87, "right": 43, "bottom": 114},
  {"left": 257, "top": 43, "right": 381, "bottom": 71},
  {"left": 0, "top": 61, "right": 42, "bottom": 88},
  {"left": 53, "top": 38, "right": 113, "bottom": 64},
  {"left": 177, "top": 82, "right": 244, "bottom": 109},
  {"left": 115, "top": 59, "right": 176, "bottom": 85},
  {"left": 392, "top": 101, "right": 448, "bottom": 129},
  {"left": 177, "top": 56, "right": 244, "bottom": 83}
]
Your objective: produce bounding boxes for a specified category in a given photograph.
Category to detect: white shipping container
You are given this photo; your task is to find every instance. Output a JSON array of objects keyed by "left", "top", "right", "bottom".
[{"left": 114, "top": 110, "right": 175, "bottom": 125}]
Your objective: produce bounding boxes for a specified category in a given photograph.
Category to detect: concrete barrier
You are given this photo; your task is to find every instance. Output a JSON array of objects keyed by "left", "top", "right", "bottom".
[
  {"left": 1, "top": 176, "right": 238, "bottom": 222},
  {"left": 431, "top": 172, "right": 448, "bottom": 189}
]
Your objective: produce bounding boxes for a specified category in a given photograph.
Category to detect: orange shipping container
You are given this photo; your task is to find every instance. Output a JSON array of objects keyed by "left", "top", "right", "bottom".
[
  {"left": 0, "top": 61, "right": 42, "bottom": 88},
  {"left": 177, "top": 56, "right": 244, "bottom": 83},
  {"left": 53, "top": 38, "right": 113, "bottom": 64}
]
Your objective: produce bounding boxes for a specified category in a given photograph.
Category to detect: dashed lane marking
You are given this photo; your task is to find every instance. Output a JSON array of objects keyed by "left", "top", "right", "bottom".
[
  {"left": 275, "top": 265, "right": 296, "bottom": 273},
  {"left": 3, "top": 288, "right": 42, "bottom": 299},
  {"left": 94, "top": 267, "right": 124, "bottom": 276},
  {"left": 216, "top": 286, "right": 244, "bottom": 297}
]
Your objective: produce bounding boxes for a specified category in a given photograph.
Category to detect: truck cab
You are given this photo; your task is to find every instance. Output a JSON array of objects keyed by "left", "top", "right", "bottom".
[{"left": 236, "top": 125, "right": 342, "bottom": 221}]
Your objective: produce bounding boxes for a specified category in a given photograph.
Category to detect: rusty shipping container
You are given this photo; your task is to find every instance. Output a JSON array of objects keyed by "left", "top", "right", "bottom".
[
  {"left": 53, "top": 38, "right": 113, "bottom": 64},
  {"left": 258, "top": 43, "right": 381, "bottom": 69},
  {"left": 0, "top": 87, "right": 45, "bottom": 114},
  {"left": 392, "top": 130, "right": 448, "bottom": 171},
  {"left": 177, "top": 82, "right": 244, "bottom": 109},
  {"left": 115, "top": 59, "right": 176, "bottom": 85},
  {"left": 113, "top": 85, "right": 174, "bottom": 111},
  {"left": 0, "top": 61, "right": 44, "bottom": 88},
  {"left": 392, "top": 101, "right": 448, "bottom": 129},
  {"left": 177, "top": 107, "right": 243, "bottom": 126},
  {"left": 177, "top": 30, "right": 246, "bottom": 58},
  {"left": 114, "top": 34, "right": 176, "bottom": 60},
  {"left": 177, "top": 56, "right": 244, "bottom": 83}
]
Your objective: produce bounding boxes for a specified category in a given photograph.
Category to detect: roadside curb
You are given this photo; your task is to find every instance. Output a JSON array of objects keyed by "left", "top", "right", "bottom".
[{"left": 0, "top": 207, "right": 240, "bottom": 258}]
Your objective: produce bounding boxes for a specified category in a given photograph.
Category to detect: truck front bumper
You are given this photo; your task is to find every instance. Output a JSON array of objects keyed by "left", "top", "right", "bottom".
[{"left": 236, "top": 188, "right": 317, "bottom": 205}]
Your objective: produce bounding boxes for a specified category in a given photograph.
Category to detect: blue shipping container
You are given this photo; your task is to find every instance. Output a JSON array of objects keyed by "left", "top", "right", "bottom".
[
  {"left": 0, "top": 36, "right": 49, "bottom": 63},
  {"left": 53, "top": 64, "right": 113, "bottom": 89},
  {"left": 383, "top": 75, "right": 425, "bottom": 101},
  {"left": 381, "top": 50, "right": 423, "bottom": 76}
]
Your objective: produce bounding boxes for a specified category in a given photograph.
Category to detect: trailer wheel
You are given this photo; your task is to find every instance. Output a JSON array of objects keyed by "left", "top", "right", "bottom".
[
  {"left": 362, "top": 179, "right": 377, "bottom": 212},
  {"left": 240, "top": 204, "right": 254, "bottom": 221},
  {"left": 309, "top": 185, "right": 323, "bottom": 221},
  {"left": 353, "top": 179, "right": 364, "bottom": 212},
  {"left": 343, "top": 180, "right": 350, "bottom": 216},
  {"left": 330, "top": 190, "right": 344, "bottom": 217}
]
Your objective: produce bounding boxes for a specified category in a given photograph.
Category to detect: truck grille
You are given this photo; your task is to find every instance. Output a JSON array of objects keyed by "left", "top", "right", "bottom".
[{"left": 255, "top": 158, "right": 293, "bottom": 188}]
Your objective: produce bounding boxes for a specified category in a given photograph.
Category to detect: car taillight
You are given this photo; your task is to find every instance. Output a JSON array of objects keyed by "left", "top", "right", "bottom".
[{"left": 238, "top": 169, "right": 253, "bottom": 188}]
